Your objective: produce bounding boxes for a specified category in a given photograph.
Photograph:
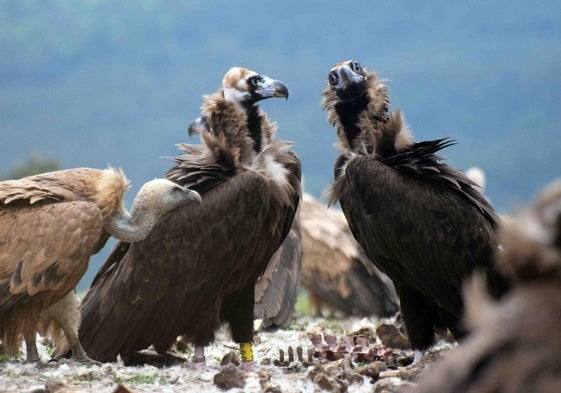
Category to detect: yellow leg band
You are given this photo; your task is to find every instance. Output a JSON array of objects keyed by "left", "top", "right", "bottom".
[{"left": 240, "top": 342, "right": 254, "bottom": 362}]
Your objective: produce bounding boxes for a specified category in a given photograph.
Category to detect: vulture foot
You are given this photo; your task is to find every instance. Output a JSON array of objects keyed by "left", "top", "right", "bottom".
[{"left": 239, "top": 360, "right": 258, "bottom": 373}]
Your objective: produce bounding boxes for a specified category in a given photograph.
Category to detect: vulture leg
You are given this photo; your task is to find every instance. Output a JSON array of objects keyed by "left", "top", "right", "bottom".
[
  {"left": 436, "top": 306, "right": 467, "bottom": 342},
  {"left": 24, "top": 332, "right": 40, "bottom": 363},
  {"left": 220, "top": 284, "right": 255, "bottom": 362},
  {"left": 56, "top": 317, "right": 97, "bottom": 364},
  {"left": 394, "top": 282, "right": 437, "bottom": 351},
  {"left": 308, "top": 292, "right": 324, "bottom": 317},
  {"left": 194, "top": 345, "right": 205, "bottom": 363}
]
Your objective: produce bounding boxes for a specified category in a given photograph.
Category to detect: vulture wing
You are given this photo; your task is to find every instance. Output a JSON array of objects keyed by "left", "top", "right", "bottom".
[
  {"left": 0, "top": 200, "right": 103, "bottom": 314},
  {"left": 341, "top": 154, "right": 498, "bottom": 316},
  {"left": 0, "top": 179, "right": 67, "bottom": 206},
  {"left": 254, "top": 211, "right": 302, "bottom": 330},
  {"left": 80, "top": 165, "right": 301, "bottom": 361},
  {"left": 300, "top": 194, "right": 398, "bottom": 317}
]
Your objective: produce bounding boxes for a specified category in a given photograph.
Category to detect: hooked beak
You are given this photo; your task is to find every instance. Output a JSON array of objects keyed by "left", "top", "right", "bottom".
[
  {"left": 255, "top": 76, "right": 290, "bottom": 101},
  {"left": 184, "top": 188, "right": 203, "bottom": 205},
  {"left": 334, "top": 65, "right": 367, "bottom": 102},
  {"left": 187, "top": 116, "right": 209, "bottom": 137}
]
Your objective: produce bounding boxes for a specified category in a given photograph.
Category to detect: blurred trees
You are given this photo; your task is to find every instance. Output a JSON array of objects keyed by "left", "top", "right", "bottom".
[{"left": 1, "top": 152, "right": 60, "bottom": 180}]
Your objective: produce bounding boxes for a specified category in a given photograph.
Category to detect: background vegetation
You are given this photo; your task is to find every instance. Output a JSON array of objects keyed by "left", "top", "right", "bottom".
[{"left": 1, "top": 1, "right": 560, "bottom": 290}]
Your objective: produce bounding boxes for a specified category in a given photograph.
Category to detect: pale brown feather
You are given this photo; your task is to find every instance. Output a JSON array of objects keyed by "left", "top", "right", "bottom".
[{"left": 0, "top": 167, "right": 130, "bottom": 359}]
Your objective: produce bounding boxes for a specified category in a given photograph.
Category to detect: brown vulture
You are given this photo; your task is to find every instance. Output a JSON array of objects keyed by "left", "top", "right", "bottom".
[
  {"left": 409, "top": 179, "right": 561, "bottom": 393},
  {"left": 187, "top": 116, "right": 303, "bottom": 332},
  {"left": 0, "top": 167, "right": 201, "bottom": 362},
  {"left": 323, "top": 60, "right": 509, "bottom": 352},
  {"left": 78, "top": 67, "right": 301, "bottom": 365},
  {"left": 300, "top": 193, "right": 398, "bottom": 317}
]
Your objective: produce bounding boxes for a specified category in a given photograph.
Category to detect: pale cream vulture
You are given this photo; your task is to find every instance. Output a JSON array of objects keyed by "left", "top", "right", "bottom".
[{"left": 0, "top": 167, "right": 201, "bottom": 362}]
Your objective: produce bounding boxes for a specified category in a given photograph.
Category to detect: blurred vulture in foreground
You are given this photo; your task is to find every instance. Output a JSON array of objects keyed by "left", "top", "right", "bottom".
[
  {"left": 410, "top": 179, "right": 561, "bottom": 393},
  {"left": 323, "top": 60, "right": 509, "bottom": 352},
  {"left": 300, "top": 194, "right": 398, "bottom": 317},
  {"left": 0, "top": 167, "right": 201, "bottom": 362},
  {"left": 188, "top": 115, "right": 303, "bottom": 331},
  {"left": 79, "top": 67, "right": 301, "bottom": 365}
]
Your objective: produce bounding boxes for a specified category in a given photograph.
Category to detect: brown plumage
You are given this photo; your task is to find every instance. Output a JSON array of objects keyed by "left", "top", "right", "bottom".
[
  {"left": 187, "top": 114, "right": 303, "bottom": 332},
  {"left": 254, "top": 208, "right": 302, "bottom": 330},
  {"left": 409, "top": 179, "right": 561, "bottom": 393},
  {"left": 0, "top": 167, "right": 201, "bottom": 362},
  {"left": 323, "top": 60, "right": 509, "bottom": 351},
  {"left": 300, "top": 194, "right": 398, "bottom": 317},
  {"left": 78, "top": 67, "right": 301, "bottom": 364}
]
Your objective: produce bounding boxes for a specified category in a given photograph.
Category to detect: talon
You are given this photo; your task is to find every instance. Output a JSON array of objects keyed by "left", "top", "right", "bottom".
[{"left": 240, "top": 360, "right": 257, "bottom": 372}]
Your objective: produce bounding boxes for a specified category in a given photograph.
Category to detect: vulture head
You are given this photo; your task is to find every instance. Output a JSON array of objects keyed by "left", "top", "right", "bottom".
[
  {"left": 104, "top": 178, "right": 202, "bottom": 243},
  {"left": 222, "top": 67, "right": 289, "bottom": 107},
  {"left": 323, "top": 60, "right": 408, "bottom": 155},
  {"left": 326, "top": 60, "right": 368, "bottom": 102},
  {"left": 133, "top": 178, "right": 202, "bottom": 213}
]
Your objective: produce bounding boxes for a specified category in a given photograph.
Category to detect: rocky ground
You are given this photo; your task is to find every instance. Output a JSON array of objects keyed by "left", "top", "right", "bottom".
[{"left": 0, "top": 316, "right": 453, "bottom": 393}]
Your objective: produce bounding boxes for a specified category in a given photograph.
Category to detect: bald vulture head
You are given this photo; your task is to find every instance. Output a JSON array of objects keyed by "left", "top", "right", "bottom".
[
  {"left": 130, "top": 178, "right": 202, "bottom": 218},
  {"left": 105, "top": 177, "right": 202, "bottom": 243},
  {"left": 222, "top": 67, "right": 289, "bottom": 107}
]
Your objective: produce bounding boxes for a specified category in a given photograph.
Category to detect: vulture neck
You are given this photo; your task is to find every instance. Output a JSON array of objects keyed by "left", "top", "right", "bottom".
[
  {"left": 103, "top": 202, "right": 161, "bottom": 243},
  {"left": 245, "top": 105, "right": 263, "bottom": 153},
  {"left": 334, "top": 93, "right": 370, "bottom": 150}
]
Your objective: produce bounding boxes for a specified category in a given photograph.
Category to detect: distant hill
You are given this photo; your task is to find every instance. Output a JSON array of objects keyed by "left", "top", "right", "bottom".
[{"left": 1, "top": 1, "right": 560, "bottom": 290}]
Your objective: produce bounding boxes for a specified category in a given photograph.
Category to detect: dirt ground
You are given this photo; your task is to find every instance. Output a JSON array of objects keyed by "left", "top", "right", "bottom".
[{"left": 0, "top": 316, "right": 453, "bottom": 393}]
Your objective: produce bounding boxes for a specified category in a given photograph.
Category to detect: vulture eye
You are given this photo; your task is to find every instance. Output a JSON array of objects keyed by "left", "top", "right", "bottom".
[
  {"left": 249, "top": 76, "right": 262, "bottom": 87},
  {"left": 350, "top": 61, "right": 362, "bottom": 72},
  {"left": 328, "top": 72, "right": 338, "bottom": 85}
]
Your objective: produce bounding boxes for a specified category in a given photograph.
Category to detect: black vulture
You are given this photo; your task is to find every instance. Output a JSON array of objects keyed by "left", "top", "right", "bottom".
[
  {"left": 187, "top": 115, "right": 303, "bottom": 332},
  {"left": 78, "top": 67, "right": 301, "bottom": 365},
  {"left": 322, "top": 60, "right": 509, "bottom": 352},
  {"left": 0, "top": 167, "right": 200, "bottom": 362}
]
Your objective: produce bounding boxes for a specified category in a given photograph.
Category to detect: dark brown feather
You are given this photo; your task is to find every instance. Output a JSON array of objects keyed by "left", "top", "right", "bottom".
[
  {"left": 323, "top": 60, "right": 509, "bottom": 350},
  {"left": 300, "top": 194, "right": 398, "bottom": 317},
  {"left": 254, "top": 210, "right": 302, "bottom": 330},
  {"left": 409, "top": 180, "right": 561, "bottom": 393},
  {"left": 79, "top": 68, "right": 301, "bottom": 361}
]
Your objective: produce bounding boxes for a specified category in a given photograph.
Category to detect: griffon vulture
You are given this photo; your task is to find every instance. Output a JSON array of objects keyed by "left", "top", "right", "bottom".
[
  {"left": 187, "top": 115, "right": 303, "bottom": 331},
  {"left": 300, "top": 194, "right": 398, "bottom": 317},
  {"left": 78, "top": 67, "right": 301, "bottom": 365},
  {"left": 409, "top": 180, "right": 561, "bottom": 393},
  {"left": 323, "top": 60, "right": 509, "bottom": 352},
  {"left": 0, "top": 167, "right": 201, "bottom": 362}
]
